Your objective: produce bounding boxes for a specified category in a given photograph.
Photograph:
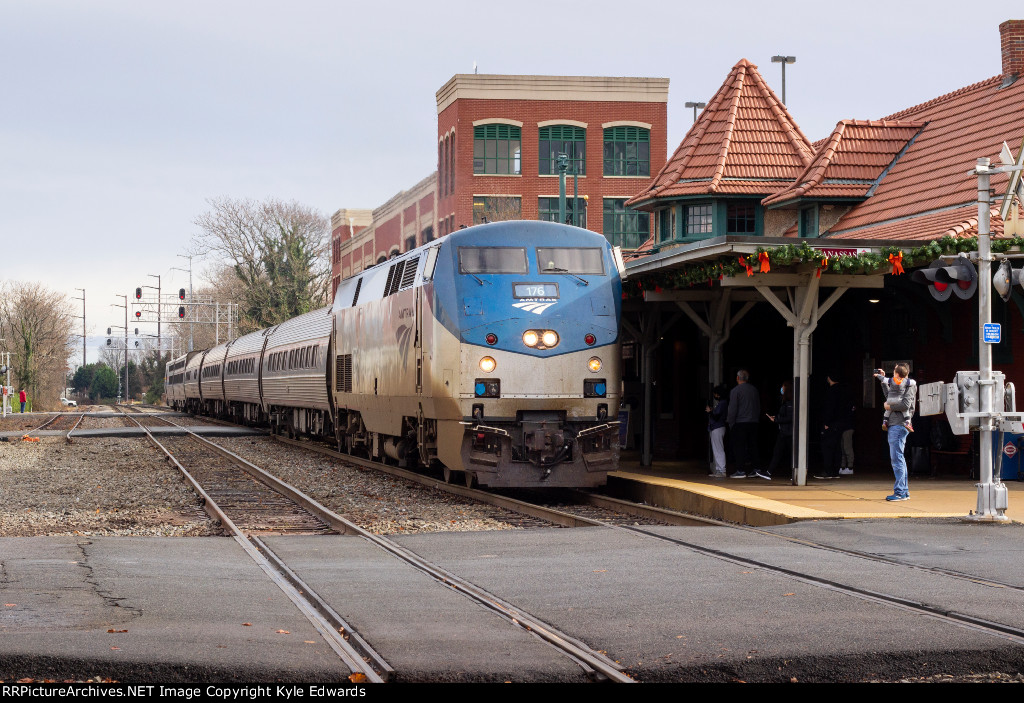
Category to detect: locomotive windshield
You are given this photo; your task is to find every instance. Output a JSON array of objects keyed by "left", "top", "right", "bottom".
[
  {"left": 459, "top": 247, "right": 528, "bottom": 274},
  {"left": 537, "top": 248, "right": 605, "bottom": 275}
]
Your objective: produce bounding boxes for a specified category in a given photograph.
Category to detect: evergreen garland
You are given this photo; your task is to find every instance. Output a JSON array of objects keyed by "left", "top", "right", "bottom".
[{"left": 628, "top": 235, "right": 1024, "bottom": 296}]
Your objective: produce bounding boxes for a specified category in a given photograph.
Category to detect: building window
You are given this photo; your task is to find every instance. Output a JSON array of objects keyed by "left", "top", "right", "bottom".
[
  {"left": 727, "top": 202, "right": 756, "bottom": 234},
  {"left": 473, "top": 196, "right": 521, "bottom": 224},
  {"left": 685, "top": 203, "right": 713, "bottom": 236},
  {"left": 422, "top": 225, "right": 434, "bottom": 243},
  {"left": 405, "top": 235, "right": 417, "bottom": 251},
  {"left": 603, "top": 198, "right": 649, "bottom": 250},
  {"left": 449, "top": 132, "right": 455, "bottom": 193},
  {"left": 603, "top": 126, "right": 650, "bottom": 176},
  {"left": 539, "top": 125, "right": 585, "bottom": 175},
  {"left": 538, "top": 197, "right": 587, "bottom": 228},
  {"left": 439, "top": 140, "right": 446, "bottom": 197},
  {"left": 799, "top": 206, "right": 818, "bottom": 238},
  {"left": 474, "top": 124, "right": 521, "bottom": 175}
]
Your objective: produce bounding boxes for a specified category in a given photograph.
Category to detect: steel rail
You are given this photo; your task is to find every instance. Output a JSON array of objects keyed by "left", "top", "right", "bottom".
[
  {"left": 568, "top": 490, "right": 1024, "bottom": 592},
  {"left": 166, "top": 419, "right": 631, "bottom": 682},
  {"left": 122, "top": 414, "right": 389, "bottom": 683}
]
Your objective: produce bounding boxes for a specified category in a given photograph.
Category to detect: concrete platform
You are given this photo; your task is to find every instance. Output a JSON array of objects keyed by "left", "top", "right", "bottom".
[{"left": 611, "top": 456, "right": 1024, "bottom": 526}]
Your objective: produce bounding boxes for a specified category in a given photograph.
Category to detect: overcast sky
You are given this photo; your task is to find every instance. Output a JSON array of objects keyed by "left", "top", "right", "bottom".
[{"left": 1, "top": 0, "right": 1015, "bottom": 366}]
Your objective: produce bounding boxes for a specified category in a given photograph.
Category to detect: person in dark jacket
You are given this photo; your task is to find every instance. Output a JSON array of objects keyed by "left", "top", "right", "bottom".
[
  {"left": 816, "top": 373, "right": 851, "bottom": 479},
  {"left": 705, "top": 384, "right": 729, "bottom": 478},
  {"left": 727, "top": 369, "right": 761, "bottom": 478},
  {"left": 758, "top": 381, "right": 793, "bottom": 480}
]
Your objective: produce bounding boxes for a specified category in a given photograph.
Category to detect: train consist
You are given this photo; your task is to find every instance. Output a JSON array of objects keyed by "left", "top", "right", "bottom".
[{"left": 166, "top": 220, "right": 624, "bottom": 487}]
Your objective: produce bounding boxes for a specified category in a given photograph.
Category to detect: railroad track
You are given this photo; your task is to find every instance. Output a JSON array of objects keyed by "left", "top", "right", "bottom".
[
  {"left": 17, "top": 412, "right": 85, "bottom": 440},
  {"left": 127, "top": 415, "right": 633, "bottom": 683},
  {"left": 253, "top": 429, "right": 1024, "bottom": 653}
]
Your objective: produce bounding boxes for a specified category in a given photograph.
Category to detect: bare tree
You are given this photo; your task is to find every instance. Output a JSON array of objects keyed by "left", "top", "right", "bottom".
[
  {"left": 0, "top": 281, "right": 76, "bottom": 410},
  {"left": 192, "top": 198, "right": 330, "bottom": 331}
]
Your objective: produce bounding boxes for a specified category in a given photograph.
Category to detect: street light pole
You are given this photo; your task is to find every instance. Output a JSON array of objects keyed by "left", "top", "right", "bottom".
[
  {"left": 771, "top": 55, "right": 796, "bottom": 105},
  {"left": 557, "top": 153, "right": 569, "bottom": 225},
  {"left": 684, "top": 101, "right": 706, "bottom": 123}
]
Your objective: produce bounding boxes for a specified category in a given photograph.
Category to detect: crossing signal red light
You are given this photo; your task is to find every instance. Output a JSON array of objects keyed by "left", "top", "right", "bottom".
[
  {"left": 178, "top": 306, "right": 185, "bottom": 319},
  {"left": 179, "top": 288, "right": 186, "bottom": 301},
  {"left": 911, "top": 257, "right": 977, "bottom": 301}
]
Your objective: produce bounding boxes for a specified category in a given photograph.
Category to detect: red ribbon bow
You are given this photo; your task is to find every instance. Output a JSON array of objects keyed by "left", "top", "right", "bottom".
[
  {"left": 888, "top": 251, "right": 905, "bottom": 276},
  {"left": 738, "top": 256, "right": 753, "bottom": 277},
  {"left": 758, "top": 251, "right": 770, "bottom": 273}
]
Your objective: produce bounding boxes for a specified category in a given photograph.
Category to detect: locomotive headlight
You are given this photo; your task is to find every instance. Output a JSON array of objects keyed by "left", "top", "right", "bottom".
[
  {"left": 541, "top": 330, "right": 559, "bottom": 348},
  {"left": 523, "top": 330, "right": 539, "bottom": 347},
  {"left": 479, "top": 356, "right": 496, "bottom": 373},
  {"left": 588, "top": 357, "right": 603, "bottom": 373}
]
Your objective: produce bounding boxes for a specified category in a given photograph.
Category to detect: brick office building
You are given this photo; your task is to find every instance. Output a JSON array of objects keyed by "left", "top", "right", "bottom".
[{"left": 331, "top": 73, "right": 669, "bottom": 298}]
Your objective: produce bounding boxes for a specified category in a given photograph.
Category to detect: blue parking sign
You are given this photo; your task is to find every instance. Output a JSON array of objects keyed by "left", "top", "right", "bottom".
[{"left": 984, "top": 323, "right": 1002, "bottom": 344}]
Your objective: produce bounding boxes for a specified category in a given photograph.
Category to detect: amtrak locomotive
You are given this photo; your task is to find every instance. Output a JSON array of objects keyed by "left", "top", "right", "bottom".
[{"left": 166, "top": 220, "right": 624, "bottom": 488}]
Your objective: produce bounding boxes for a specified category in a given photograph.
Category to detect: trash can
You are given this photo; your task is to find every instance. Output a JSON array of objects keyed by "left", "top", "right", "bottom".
[{"left": 991, "top": 433, "right": 1024, "bottom": 480}]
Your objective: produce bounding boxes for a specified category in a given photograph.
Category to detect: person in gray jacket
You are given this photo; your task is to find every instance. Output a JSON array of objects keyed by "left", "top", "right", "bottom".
[
  {"left": 874, "top": 363, "right": 917, "bottom": 501},
  {"left": 727, "top": 369, "right": 761, "bottom": 478}
]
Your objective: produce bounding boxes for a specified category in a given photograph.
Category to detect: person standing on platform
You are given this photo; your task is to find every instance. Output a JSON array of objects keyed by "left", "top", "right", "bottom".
[
  {"left": 874, "top": 364, "right": 917, "bottom": 501},
  {"left": 758, "top": 380, "right": 794, "bottom": 481},
  {"left": 705, "top": 385, "right": 729, "bottom": 478},
  {"left": 816, "top": 373, "right": 849, "bottom": 480},
  {"left": 18, "top": 389, "right": 26, "bottom": 413},
  {"left": 727, "top": 369, "right": 760, "bottom": 479}
]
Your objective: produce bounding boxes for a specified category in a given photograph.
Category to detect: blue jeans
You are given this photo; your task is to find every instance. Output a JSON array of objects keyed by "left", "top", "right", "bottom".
[{"left": 887, "top": 425, "right": 910, "bottom": 497}]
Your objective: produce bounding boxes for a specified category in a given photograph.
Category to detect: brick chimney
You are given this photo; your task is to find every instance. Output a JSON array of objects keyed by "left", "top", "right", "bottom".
[{"left": 1001, "top": 20, "right": 1024, "bottom": 83}]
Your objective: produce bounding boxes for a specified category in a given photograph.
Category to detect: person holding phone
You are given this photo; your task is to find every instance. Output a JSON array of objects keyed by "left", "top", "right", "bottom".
[{"left": 874, "top": 364, "right": 917, "bottom": 501}]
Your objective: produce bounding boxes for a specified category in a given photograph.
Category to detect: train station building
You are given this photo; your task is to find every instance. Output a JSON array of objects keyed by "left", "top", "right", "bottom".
[
  {"left": 620, "top": 19, "right": 1024, "bottom": 485},
  {"left": 330, "top": 73, "right": 670, "bottom": 298}
]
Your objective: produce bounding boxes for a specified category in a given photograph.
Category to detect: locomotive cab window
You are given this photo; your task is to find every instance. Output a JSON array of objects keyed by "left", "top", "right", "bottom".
[
  {"left": 536, "top": 247, "right": 605, "bottom": 275},
  {"left": 459, "top": 247, "right": 528, "bottom": 274}
]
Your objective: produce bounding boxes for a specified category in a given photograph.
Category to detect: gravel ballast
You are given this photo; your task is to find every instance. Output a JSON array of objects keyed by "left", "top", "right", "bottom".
[{"left": 0, "top": 436, "right": 218, "bottom": 537}]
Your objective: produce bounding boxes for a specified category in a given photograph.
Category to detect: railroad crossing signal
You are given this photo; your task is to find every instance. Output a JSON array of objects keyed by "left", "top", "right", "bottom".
[
  {"left": 135, "top": 287, "right": 142, "bottom": 300},
  {"left": 911, "top": 256, "right": 978, "bottom": 301},
  {"left": 179, "top": 288, "right": 186, "bottom": 301},
  {"left": 178, "top": 306, "right": 186, "bottom": 319},
  {"left": 994, "top": 259, "right": 1024, "bottom": 301}
]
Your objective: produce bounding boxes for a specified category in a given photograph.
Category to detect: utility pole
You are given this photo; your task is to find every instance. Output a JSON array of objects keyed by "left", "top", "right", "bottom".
[
  {"left": 73, "top": 288, "right": 85, "bottom": 369},
  {"left": 175, "top": 254, "right": 194, "bottom": 352}
]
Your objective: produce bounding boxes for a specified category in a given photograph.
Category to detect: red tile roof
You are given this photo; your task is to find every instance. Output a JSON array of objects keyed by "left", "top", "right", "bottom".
[
  {"left": 826, "top": 75, "right": 1024, "bottom": 240},
  {"left": 627, "top": 59, "right": 813, "bottom": 208},
  {"left": 762, "top": 120, "right": 926, "bottom": 207}
]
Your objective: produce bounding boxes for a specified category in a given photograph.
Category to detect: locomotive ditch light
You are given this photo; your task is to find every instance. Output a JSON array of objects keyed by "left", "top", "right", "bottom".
[
  {"left": 479, "top": 356, "right": 496, "bottom": 373},
  {"left": 541, "top": 330, "right": 558, "bottom": 348},
  {"left": 523, "top": 330, "right": 539, "bottom": 347},
  {"left": 588, "top": 357, "right": 603, "bottom": 373}
]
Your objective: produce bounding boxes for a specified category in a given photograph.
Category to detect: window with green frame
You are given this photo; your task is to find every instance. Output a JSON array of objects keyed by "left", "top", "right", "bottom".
[
  {"left": 539, "top": 125, "right": 585, "bottom": 175},
  {"left": 603, "top": 198, "right": 649, "bottom": 250},
  {"left": 685, "top": 203, "right": 713, "bottom": 236},
  {"left": 474, "top": 124, "right": 521, "bottom": 175},
  {"left": 658, "top": 208, "right": 672, "bottom": 243},
  {"left": 473, "top": 196, "right": 521, "bottom": 225},
  {"left": 538, "top": 197, "right": 587, "bottom": 228},
  {"left": 726, "top": 202, "right": 756, "bottom": 234},
  {"left": 603, "top": 126, "right": 650, "bottom": 176},
  {"left": 799, "top": 206, "right": 818, "bottom": 238}
]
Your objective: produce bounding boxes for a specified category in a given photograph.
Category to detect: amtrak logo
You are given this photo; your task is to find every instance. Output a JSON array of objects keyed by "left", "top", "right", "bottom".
[
  {"left": 513, "top": 300, "right": 557, "bottom": 315},
  {"left": 396, "top": 324, "right": 413, "bottom": 368}
]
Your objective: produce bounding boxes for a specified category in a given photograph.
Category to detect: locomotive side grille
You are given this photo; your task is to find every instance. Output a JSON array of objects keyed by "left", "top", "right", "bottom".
[
  {"left": 384, "top": 260, "right": 405, "bottom": 297},
  {"left": 399, "top": 256, "right": 418, "bottom": 290},
  {"left": 336, "top": 354, "right": 352, "bottom": 393}
]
